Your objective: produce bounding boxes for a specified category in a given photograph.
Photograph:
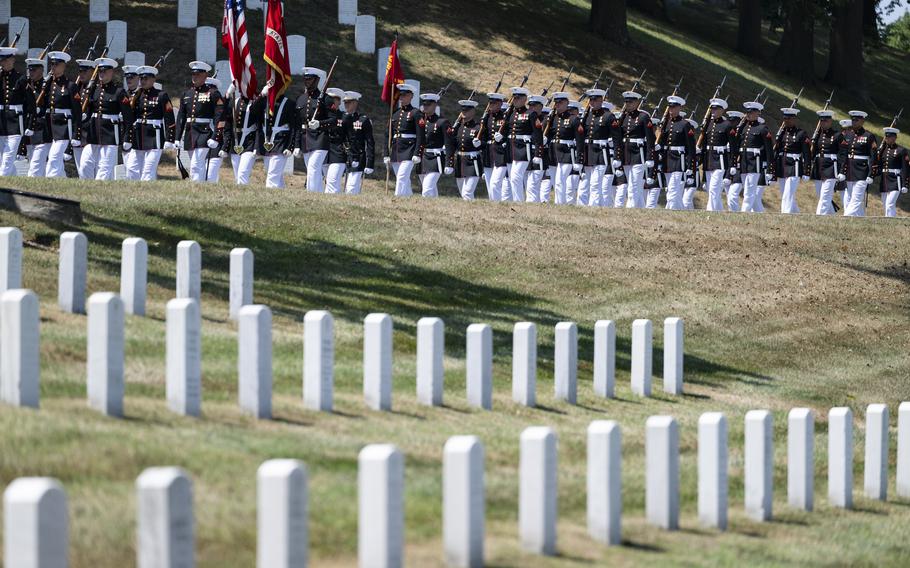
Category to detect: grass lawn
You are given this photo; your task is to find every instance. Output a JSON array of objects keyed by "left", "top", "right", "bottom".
[{"left": 0, "top": 175, "right": 907, "bottom": 566}]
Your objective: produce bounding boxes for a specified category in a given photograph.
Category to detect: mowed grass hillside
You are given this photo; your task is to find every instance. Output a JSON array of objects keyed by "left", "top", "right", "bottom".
[{"left": 0, "top": 175, "right": 907, "bottom": 566}]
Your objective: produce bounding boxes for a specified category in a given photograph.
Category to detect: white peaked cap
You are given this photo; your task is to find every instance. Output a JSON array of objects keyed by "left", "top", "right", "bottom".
[
  {"left": 122, "top": 65, "right": 138, "bottom": 75},
  {"left": 510, "top": 86, "right": 529, "bottom": 96},
  {"left": 486, "top": 92, "right": 505, "bottom": 101},
  {"left": 552, "top": 92, "right": 570, "bottom": 101},
  {"left": 47, "top": 51, "right": 70, "bottom": 63},
  {"left": 727, "top": 110, "right": 744, "bottom": 119},
  {"left": 780, "top": 107, "right": 799, "bottom": 116},
  {"left": 816, "top": 110, "right": 834, "bottom": 118},
  {"left": 622, "top": 91, "right": 641, "bottom": 100},
  {"left": 709, "top": 97, "right": 728, "bottom": 109},
  {"left": 743, "top": 101, "right": 764, "bottom": 111},
  {"left": 137, "top": 65, "right": 158, "bottom": 76},
  {"left": 205, "top": 77, "right": 221, "bottom": 89},
  {"left": 25, "top": 58, "right": 44, "bottom": 67},
  {"left": 585, "top": 88, "right": 606, "bottom": 98},
  {"left": 541, "top": 106, "right": 551, "bottom": 114},
  {"left": 884, "top": 127, "right": 900, "bottom": 136},
  {"left": 76, "top": 59, "right": 96, "bottom": 68},
  {"left": 0, "top": 47, "right": 16, "bottom": 57},
  {"left": 395, "top": 83, "right": 416, "bottom": 93},
  {"left": 458, "top": 99, "right": 478, "bottom": 107},
  {"left": 154, "top": 82, "right": 162, "bottom": 90},
  {"left": 687, "top": 119, "right": 699, "bottom": 129},
  {"left": 189, "top": 60, "right": 211, "bottom": 72},
  {"left": 326, "top": 87, "right": 345, "bottom": 98},
  {"left": 528, "top": 95, "right": 545, "bottom": 105},
  {"left": 568, "top": 101, "right": 582, "bottom": 110},
  {"left": 419, "top": 92, "right": 439, "bottom": 102},
  {"left": 343, "top": 90, "right": 362, "bottom": 101},
  {"left": 603, "top": 101, "right": 615, "bottom": 111},
  {"left": 839, "top": 119, "right": 852, "bottom": 128},
  {"left": 95, "top": 57, "right": 118, "bottom": 69},
  {"left": 848, "top": 110, "right": 868, "bottom": 118},
  {"left": 667, "top": 95, "right": 686, "bottom": 106}
]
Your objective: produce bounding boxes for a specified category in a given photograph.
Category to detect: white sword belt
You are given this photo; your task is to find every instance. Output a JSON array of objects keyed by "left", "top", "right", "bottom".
[
  {"left": 186, "top": 118, "right": 213, "bottom": 125},
  {"left": 669, "top": 146, "right": 686, "bottom": 152},
  {"left": 136, "top": 119, "right": 163, "bottom": 126},
  {"left": 394, "top": 133, "right": 416, "bottom": 139},
  {"left": 557, "top": 139, "right": 576, "bottom": 147},
  {"left": 886, "top": 168, "right": 901, "bottom": 174},
  {"left": 822, "top": 153, "right": 838, "bottom": 160},
  {"left": 712, "top": 145, "right": 728, "bottom": 152},
  {"left": 0, "top": 104, "right": 23, "bottom": 112},
  {"left": 52, "top": 109, "right": 72, "bottom": 116},
  {"left": 745, "top": 148, "right": 762, "bottom": 154},
  {"left": 625, "top": 137, "right": 645, "bottom": 145},
  {"left": 424, "top": 148, "right": 444, "bottom": 156},
  {"left": 457, "top": 151, "right": 480, "bottom": 157},
  {"left": 590, "top": 139, "right": 612, "bottom": 147},
  {"left": 849, "top": 155, "right": 870, "bottom": 160},
  {"left": 93, "top": 113, "right": 120, "bottom": 122},
  {"left": 509, "top": 135, "right": 532, "bottom": 141},
  {"left": 785, "top": 153, "right": 802, "bottom": 159}
]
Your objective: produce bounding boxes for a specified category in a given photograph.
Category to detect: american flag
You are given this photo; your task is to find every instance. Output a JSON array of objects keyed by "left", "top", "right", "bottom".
[{"left": 222, "top": 0, "right": 258, "bottom": 98}]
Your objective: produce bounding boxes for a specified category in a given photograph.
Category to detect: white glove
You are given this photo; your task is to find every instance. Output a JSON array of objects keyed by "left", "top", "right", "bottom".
[
  {"left": 532, "top": 157, "right": 542, "bottom": 166},
  {"left": 801, "top": 175, "right": 810, "bottom": 181},
  {"left": 836, "top": 173, "right": 845, "bottom": 182},
  {"left": 444, "top": 167, "right": 454, "bottom": 175},
  {"left": 122, "top": 142, "right": 132, "bottom": 151},
  {"left": 542, "top": 136, "right": 549, "bottom": 146},
  {"left": 364, "top": 167, "right": 374, "bottom": 175},
  {"left": 611, "top": 159, "right": 622, "bottom": 170},
  {"left": 260, "top": 84, "right": 270, "bottom": 97},
  {"left": 282, "top": 149, "right": 292, "bottom": 157},
  {"left": 493, "top": 132, "right": 503, "bottom": 143},
  {"left": 383, "top": 156, "right": 391, "bottom": 165},
  {"left": 471, "top": 138, "right": 481, "bottom": 148},
  {"left": 645, "top": 160, "right": 654, "bottom": 168},
  {"left": 81, "top": 113, "right": 87, "bottom": 122},
  {"left": 164, "top": 141, "right": 175, "bottom": 151},
  {"left": 729, "top": 167, "right": 737, "bottom": 175},
  {"left": 901, "top": 187, "right": 908, "bottom": 194},
  {"left": 225, "top": 84, "right": 236, "bottom": 99},
  {"left": 307, "top": 119, "right": 320, "bottom": 130},
  {"left": 654, "top": 143, "right": 662, "bottom": 151},
  {"left": 411, "top": 155, "right": 421, "bottom": 164},
  {"left": 615, "top": 168, "right": 625, "bottom": 178},
  {"left": 865, "top": 177, "right": 873, "bottom": 184},
  {"left": 206, "top": 138, "right": 219, "bottom": 149},
  {"left": 63, "top": 153, "right": 72, "bottom": 162},
  {"left": 572, "top": 163, "right": 582, "bottom": 172},
  {"left": 684, "top": 169, "right": 692, "bottom": 176},
  {"left": 645, "top": 177, "right": 655, "bottom": 185},
  {"left": 293, "top": 148, "right": 302, "bottom": 159},
  {"left": 723, "top": 178, "right": 731, "bottom": 187},
  {"left": 174, "top": 141, "right": 183, "bottom": 150},
  {"left": 23, "top": 128, "right": 33, "bottom": 137},
  {"left": 219, "top": 150, "right": 228, "bottom": 158},
  {"left": 70, "top": 139, "right": 81, "bottom": 148},
  {"left": 351, "top": 161, "right": 360, "bottom": 169}
]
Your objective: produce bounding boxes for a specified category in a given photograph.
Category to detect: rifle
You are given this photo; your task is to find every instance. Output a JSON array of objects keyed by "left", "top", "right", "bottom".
[
  {"left": 579, "top": 68, "right": 605, "bottom": 102},
  {"left": 654, "top": 75, "right": 683, "bottom": 145},
  {"left": 494, "top": 66, "right": 532, "bottom": 135},
  {"left": 809, "top": 89, "right": 834, "bottom": 164},
  {"left": 35, "top": 28, "right": 80, "bottom": 107},
  {"left": 131, "top": 48, "right": 172, "bottom": 108},
  {"left": 474, "top": 71, "right": 506, "bottom": 141},
  {"left": 9, "top": 20, "right": 26, "bottom": 48},
  {"left": 773, "top": 87, "right": 803, "bottom": 151},
  {"left": 889, "top": 108, "right": 903, "bottom": 129},
  {"left": 308, "top": 56, "right": 338, "bottom": 122},
  {"left": 544, "top": 66, "right": 575, "bottom": 133},
  {"left": 452, "top": 81, "right": 480, "bottom": 128},
  {"left": 84, "top": 34, "right": 100, "bottom": 61},
  {"left": 37, "top": 33, "right": 61, "bottom": 60},
  {"left": 436, "top": 80, "right": 453, "bottom": 99},
  {"left": 629, "top": 68, "right": 646, "bottom": 96},
  {"left": 539, "top": 80, "right": 555, "bottom": 98},
  {"left": 80, "top": 33, "right": 115, "bottom": 114},
  {"left": 694, "top": 75, "right": 726, "bottom": 157}
]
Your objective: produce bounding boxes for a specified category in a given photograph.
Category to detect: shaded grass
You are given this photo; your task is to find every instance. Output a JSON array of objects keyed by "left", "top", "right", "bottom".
[{"left": 0, "top": 176, "right": 907, "bottom": 565}]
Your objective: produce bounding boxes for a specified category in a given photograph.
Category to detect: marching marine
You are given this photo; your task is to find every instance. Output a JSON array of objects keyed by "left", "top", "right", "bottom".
[
  {"left": 722, "top": 109, "right": 744, "bottom": 211},
  {"left": 481, "top": 92, "right": 508, "bottom": 201},
  {"left": 657, "top": 95, "right": 696, "bottom": 210},
  {"left": 175, "top": 61, "right": 225, "bottom": 182},
  {"left": 839, "top": 110, "right": 878, "bottom": 217},
  {"left": 255, "top": 81, "right": 297, "bottom": 189},
  {"left": 294, "top": 67, "right": 330, "bottom": 192},
  {"left": 445, "top": 98, "right": 483, "bottom": 200},
  {"left": 126, "top": 65, "right": 175, "bottom": 181},
  {"left": 499, "top": 86, "right": 543, "bottom": 202},
  {"left": 546, "top": 92, "right": 584, "bottom": 205},
  {"left": 121, "top": 65, "right": 141, "bottom": 179},
  {"left": 875, "top": 126, "right": 907, "bottom": 218},
  {"left": 616, "top": 90, "right": 654, "bottom": 208},
  {"left": 323, "top": 87, "right": 347, "bottom": 193},
  {"left": 771, "top": 107, "right": 810, "bottom": 214},
  {"left": 809, "top": 109, "right": 843, "bottom": 216},
  {"left": 581, "top": 88, "right": 620, "bottom": 207},
  {"left": 0, "top": 46, "right": 34, "bottom": 176},
  {"left": 35, "top": 51, "right": 77, "bottom": 178},
  {"left": 24, "top": 57, "right": 50, "bottom": 176},
  {"left": 417, "top": 92, "right": 450, "bottom": 198},
  {"left": 382, "top": 83, "right": 423, "bottom": 197},
  {"left": 223, "top": 85, "right": 260, "bottom": 185},
  {"left": 696, "top": 97, "right": 735, "bottom": 211},
  {"left": 525, "top": 94, "right": 547, "bottom": 203},
  {"left": 79, "top": 57, "right": 132, "bottom": 181},
  {"left": 733, "top": 100, "right": 773, "bottom": 213},
  {"left": 340, "top": 90, "right": 374, "bottom": 195}
]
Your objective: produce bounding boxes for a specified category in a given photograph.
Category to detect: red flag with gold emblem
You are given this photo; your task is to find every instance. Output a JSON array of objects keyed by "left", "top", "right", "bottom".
[
  {"left": 380, "top": 36, "right": 406, "bottom": 104},
  {"left": 263, "top": 0, "right": 291, "bottom": 113}
]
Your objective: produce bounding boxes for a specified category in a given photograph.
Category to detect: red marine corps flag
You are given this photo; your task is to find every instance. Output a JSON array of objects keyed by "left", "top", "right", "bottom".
[
  {"left": 380, "top": 34, "right": 406, "bottom": 104},
  {"left": 263, "top": 0, "right": 292, "bottom": 114}
]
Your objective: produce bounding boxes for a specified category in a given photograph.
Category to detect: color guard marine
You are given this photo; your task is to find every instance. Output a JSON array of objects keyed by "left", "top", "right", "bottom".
[
  {"left": 0, "top": 46, "right": 34, "bottom": 177},
  {"left": 35, "top": 51, "right": 78, "bottom": 178},
  {"left": 733, "top": 100, "right": 773, "bottom": 213},
  {"left": 445, "top": 98, "right": 483, "bottom": 200},
  {"left": 875, "top": 126, "right": 907, "bottom": 218},
  {"left": 79, "top": 57, "right": 133, "bottom": 181},
  {"left": 340, "top": 90, "right": 374, "bottom": 195},
  {"left": 481, "top": 92, "right": 508, "bottom": 201},
  {"left": 416, "top": 92, "right": 450, "bottom": 198},
  {"left": 175, "top": 61, "right": 225, "bottom": 182},
  {"left": 126, "top": 65, "right": 175, "bottom": 181},
  {"left": 839, "top": 110, "right": 878, "bottom": 217},
  {"left": 382, "top": 82, "right": 424, "bottom": 197},
  {"left": 255, "top": 83, "right": 297, "bottom": 189},
  {"left": 322, "top": 87, "right": 347, "bottom": 194},
  {"left": 771, "top": 107, "right": 810, "bottom": 214},
  {"left": 223, "top": 87, "right": 260, "bottom": 186},
  {"left": 294, "top": 66, "right": 330, "bottom": 192}
]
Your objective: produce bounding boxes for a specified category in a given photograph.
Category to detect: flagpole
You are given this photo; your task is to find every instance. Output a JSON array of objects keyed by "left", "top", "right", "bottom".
[{"left": 385, "top": 92, "right": 394, "bottom": 194}]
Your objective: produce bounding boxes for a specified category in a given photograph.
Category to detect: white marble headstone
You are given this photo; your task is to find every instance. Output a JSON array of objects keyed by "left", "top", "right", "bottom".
[
  {"left": 89, "top": 0, "right": 109, "bottom": 23},
  {"left": 864, "top": 404, "right": 889, "bottom": 501},
  {"left": 229, "top": 247, "right": 253, "bottom": 320},
  {"left": 443, "top": 436, "right": 484, "bottom": 568},
  {"left": 178, "top": 0, "right": 198, "bottom": 29},
  {"left": 646, "top": 415, "right": 679, "bottom": 530},
  {"left": 416, "top": 317, "right": 444, "bottom": 406},
  {"left": 519, "top": 426, "right": 557, "bottom": 556},
  {"left": 124, "top": 51, "right": 145, "bottom": 68},
  {"left": 246, "top": 0, "right": 262, "bottom": 9},
  {"left": 3, "top": 477, "right": 68, "bottom": 567},
  {"left": 376, "top": 47, "right": 390, "bottom": 87},
  {"left": 26, "top": 47, "right": 42, "bottom": 61},
  {"left": 8, "top": 17, "right": 28, "bottom": 55},
  {"left": 745, "top": 410, "right": 773, "bottom": 521},
  {"left": 136, "top": 467, "right": 195, "bottom": 568},
  {"left": 0, "top": 227, "right": 22, "bottom": 293},
  {"left": 466, "top": 323, "right": 492, "bottom": 410},
  {"left": 698, "top": 412, "right": 727, "bottom": 529},
  {"left": 631, "top": 319, "right": 652, "bottom": 397},
  {"left": 354, "top": 15, "right": 375, "bottom": 54},
  {"left": 898, "top": 402, "right": 910, "bottom": 498},
  {"left": 195, "top": 26, "right": 217, "bottom": 65},
  {"left": 828, "top": 407, "right": 853, "bottom": 509},
  {"left": 358, "top": 444, "right": 403, "bottom": 568},
  {"left": 787, "top": 408, "right": 814, "bottom": 512},
  {"left": 176, "top": 240, "right": 201, "bottom": 301},
  {"left": 593, "top": 320, "right": 615, "bottom": 398},
  {"left": 511, "top": 322, "right": 536, "bottom": 407},
  {"left": 167, "top": 298, "right": 201, "bottom": 417},
  {"left": 257, "top": 459, "right": 308, "bottom": 568},
  {"left": 87, "top": 293, "right": 124, "bottom": 417},
  {"left": 663, "top": 317, "right": 683, "bottom": 395},
  {"left": 59, "top": 232, "right": 87, "bottom": 314},
  {"left": 404, "top": 79, "right": 420, "bottom": 101},
  {"left": 287, "top": 35, "right": 306, "bottom": 75},
  {"left": 214, "top": 60, "right": 231, "bottom": 85},
  {"left": 587, "top": 420, "right": 621, "bottom": 546},
  {"left": 1, "top": 289, "right": 39, "bottom": 409},
  {"left": 338, "top": 0, "right": 357, "bottom": 25},
  {"left": 238, "top": 305, "right": 271, "bottom": 419},
  {"left": 113, "top": 164, "right": 127, "bottom": 181},
  {"left": 0, "top": 0, "right": 9, "bottom": 26},
  {"left": 363, "top": 313, "right": 391, "bottom": 411},
  {"left": 106, "top": 20, "right": 126, "bottom": 60},
  {"left": 120, "top": 237, "right": 147, "bottom": 316},
  {"left": 554, "top": 322, "right": 577, "bottom": 404},
  {"left": 303, "top": 310, "right": 334, "bottom": 412}
]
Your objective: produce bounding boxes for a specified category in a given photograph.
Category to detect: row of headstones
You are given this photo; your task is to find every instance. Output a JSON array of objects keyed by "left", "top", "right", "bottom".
[
  {"left": 88, "top": 0, "right": 202, "bottom": 29},
  {"left": 6, "top": 406, "right": 910, "bottom": 567},
  {"left": 0, "top": 227, "right": 683, "bottom": 416}
]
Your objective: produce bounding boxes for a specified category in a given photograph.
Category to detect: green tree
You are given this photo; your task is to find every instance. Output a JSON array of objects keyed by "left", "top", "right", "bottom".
[{"left": 884, "top": 12, "right": 910, "bottom": 51}]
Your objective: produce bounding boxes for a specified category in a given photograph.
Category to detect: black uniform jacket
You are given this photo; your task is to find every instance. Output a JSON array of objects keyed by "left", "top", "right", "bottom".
[
  {"left": 772, "top": 126, "right": 811, "bottom": 178},
  {"left": 445, "top": 117, "right": 482, "bottom": 178},
  {"left": 418, "top": 113, "right": 450, "bottom": 174},
  {"left": 84, "top": 81, "right": 133, "bottom": 146},
  {"left": 129, "top": 87, "right": 176, "bottom": 150},
  {"left": 619, "top": 109, "right": 655, "bottom": 166},
  {"left": 810, "top": 128, "right": 844, "bottom": 180},
  {"left": 582, "top": 107, "right": 621, "bottom": 169},
  {"left": 838, "top": 127, "right": 878, "bottom": 181},
  {"left": 223, "top": 96, "right": 260, "bottom": 155},
  {"left": 660, "top": 116, "right": 696, "bottom": 173},
  {"left": 176, "top": 83, "right": 225, "bottom": 150},
  {"left": 876, "top": 143, "right": 909, "bottom": 193},
  {"left": 734, "top": 120, "right": 773, "bottom": 174},
  {"left": 386, "top": 103, "right": 424, "bottom": 162},
  {"left": 342, "top": 111, "right": 375, "bottom": 172},
  {"left": 255, "top": 94, "right": 298, "bottom": 156}
]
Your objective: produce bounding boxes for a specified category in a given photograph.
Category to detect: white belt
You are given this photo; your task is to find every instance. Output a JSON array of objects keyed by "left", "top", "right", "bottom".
[
  {"left": 887, "top": 168, "right": 901, "bottom": 174},
  {"left": 670, "top": 146, "right": 686, "bottom": 152},
  {"left": 557, "top": 139, "right": 576, "bottom": 147},
  {"left": 187, "top": 118, "right": 213, "bottom": 125},
  {"left": 746, "top": 148, "right": 762, "bottom": 154},
  {"left": 52, "top": 109, "right": 72, "bottom": 116},
  {"left": 712, "top": 145, "right": 727, "bottom": 152},
  {"left": 270, "top": 125, "right": 290, "bottom": 133},
  {"left": 591, "top": 139, "right": 611, "bottom": 145},
  {"left": 510, "top": 135, "right": 532, "bottom": 141},
  {"left": 0, "top": 104, "right": 23, "bottom": 112},
  {"left": 457, "top": 151, "right": 480, "bottom": 157},
  {"left": 424, "top": 147, "right": 444, "bottom": 155},
  {"left": 394, "top": 133, "right": 416, "bottom": 139},
  {"left": 850, "top": 155, "right": 869, "bottom": 161},
  {"left": 785, "top": 153, "right": 801, "bottom": 159},
  {"left": 94, "top": 113, "right": 120, "bottom": 122},
  {"left": 625, "top": 137, "right": 645, "bottom": 144},
  {"left": 137, "top": 119, "right": 163, "bottom": 126},
  {"left": 822, "top": 153, "right": 838, "bottom": 159}
]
